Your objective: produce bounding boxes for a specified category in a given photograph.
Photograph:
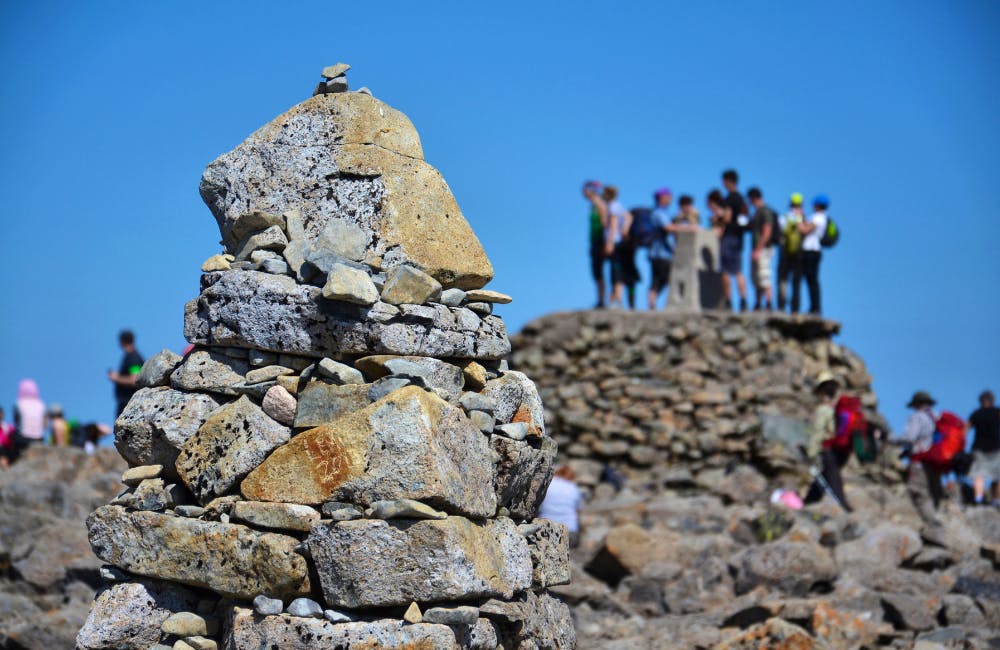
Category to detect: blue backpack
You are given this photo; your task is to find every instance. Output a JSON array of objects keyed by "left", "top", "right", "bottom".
[{"left": 629, "top": 207, "right": 658, "bottom": 247}]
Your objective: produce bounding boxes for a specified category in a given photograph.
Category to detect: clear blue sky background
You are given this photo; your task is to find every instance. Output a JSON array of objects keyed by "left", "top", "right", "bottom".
[{"left": 1, "top": 1, "right": 997, "bottom": 438}]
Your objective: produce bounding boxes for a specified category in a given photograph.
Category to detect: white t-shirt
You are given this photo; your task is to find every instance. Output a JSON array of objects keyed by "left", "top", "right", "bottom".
[
  {"left": 607, "top": 200, "right": 628, "bottom": 244},
  {"left": 802, "top": 211, "right": 827, "bottom": 251},
  {"left": 538, "top": 476, "right": 582, "bottom": 533}
]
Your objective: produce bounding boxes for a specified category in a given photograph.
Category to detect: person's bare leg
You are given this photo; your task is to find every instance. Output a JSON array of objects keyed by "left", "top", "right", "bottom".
[
  {"left": 596, "top": 277, "right": 606, "bottom": 307},
  {"left": 722, "top": 272, "right": 732, "bottom": 306},
  {"left": 736, "top": 272, "right": 747, "bottom": 300},
  {"left": 611, "top": 282, "right": 623, "bottom": 305},
  {"left": 648, "top": 288, "right": 658, "bottom": 310},
  {"left": 974, "top": 476, "right": 986, "bottom": 502}
]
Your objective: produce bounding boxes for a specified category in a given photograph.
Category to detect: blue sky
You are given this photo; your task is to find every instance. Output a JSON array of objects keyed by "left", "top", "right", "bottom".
[{"left": 1, "top": 1, "right": 997, "bottom": 437}]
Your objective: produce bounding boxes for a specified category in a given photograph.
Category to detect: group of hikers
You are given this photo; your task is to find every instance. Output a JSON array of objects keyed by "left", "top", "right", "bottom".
[
  {"left": 583, "top": 169, "right": 837, "bottom": 314},
  {"left": 806, "top": 377, "right": 1000, "bottom": 514},
  {"left": 0, "top": 330, "right": 142, "bottom": 467}
]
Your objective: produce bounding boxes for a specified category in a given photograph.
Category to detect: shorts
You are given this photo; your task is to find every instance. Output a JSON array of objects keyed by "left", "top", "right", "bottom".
[
  {"left": 970, "top": 450, "right": 1000, "bottom": 481},
  {"left": 720, "top": 236, "right": 743, "bottom": 275},
  {"left": 611, "top": 242, "right": 641, "bottom": 286},
  {"left": 650, "top": 258, "right": 671, "bottom": 292},
  {"left": 589, "top": 243, "right": 607, "bottom": 282},
  {"left": 752, "top": 247, "right": 774, "bottom": 289}
]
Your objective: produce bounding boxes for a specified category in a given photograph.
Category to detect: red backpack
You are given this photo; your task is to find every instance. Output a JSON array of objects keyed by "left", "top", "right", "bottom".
[
  {"left": 825, "top": 395, "right": 866, "bottom": 451},
  {"left": 912, "top": 411, "right": 966, "bottom": 470}
]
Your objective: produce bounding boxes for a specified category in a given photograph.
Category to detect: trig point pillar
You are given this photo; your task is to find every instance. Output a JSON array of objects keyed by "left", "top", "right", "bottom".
[{"left": 667, "top": 229, "right": 723, "bottom": 311}]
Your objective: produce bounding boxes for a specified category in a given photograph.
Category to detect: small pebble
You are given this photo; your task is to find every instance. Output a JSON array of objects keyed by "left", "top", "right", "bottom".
[
  {"left": 253, "top": 595, "right": 283, "bottom": 616},
  {"left": 324, "top": 608, "right": 352, "bottom": 623},
  {"left": 495, "top": 422, "right": 529, "bottom": 441},
  {"left": 287, "top": 597, "right": 324, "bottom": 618}
]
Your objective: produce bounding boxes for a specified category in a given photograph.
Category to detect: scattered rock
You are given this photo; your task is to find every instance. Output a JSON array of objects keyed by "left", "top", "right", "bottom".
[
  {"left": 380, "top": 265, "right": 443, "bottom": 305},
  {"left": 261, "top": 384, "right": 296, "bottom": 426},
  {"left": 286, "top": 597, "right": 324, "bottom": 618},
  {"left": 322, "top": 262, "right": 379, "bottom": 305},
  {"left": 365, "top": 498, "right": 447, "bottom": 520},
  {"left": 137, "top": 350, "right": 184, "bottom": 388}
]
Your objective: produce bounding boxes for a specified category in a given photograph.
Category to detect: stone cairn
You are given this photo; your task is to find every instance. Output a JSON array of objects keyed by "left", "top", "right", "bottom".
[{"left": 77, "top": 65, "right": 574, "bottom": 650}]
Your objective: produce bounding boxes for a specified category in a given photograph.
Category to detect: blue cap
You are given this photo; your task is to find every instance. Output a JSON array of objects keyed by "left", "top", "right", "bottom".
[{"left": 813, "top": 194, "right": 830, "bottom": 208}]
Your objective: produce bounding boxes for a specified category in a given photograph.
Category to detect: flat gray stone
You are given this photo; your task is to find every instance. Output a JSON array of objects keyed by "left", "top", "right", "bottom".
[
  {"left": 460, "top": 391, "right": 497, "bottom": 413},
  {"left": 122, "top": 464, "right": 163, "bottom": 487},
  {"left": 231, "top": 501, "right": 320, "bottom": 532},
  {"left": 137, "top": 349, "right": 183, "bottom": 388},
  {"left": 260, "top": 258, "right": 289, "bottom": 275},
  {"left": 365, "top": 499, "right": 447, "bottom": 520},
  {"left": 308, "top": 517, "right": 532, "bottom": 608},
  {"left": 86, "top": 506, "right": 310, "bottom": 600},
  {"left": 161, "top": 612, "right": 217, "bottom": 636},
  {"left": 170, "top": 349, "right": 248, "bottom": 396},
  {"left": 321, "top": 63, "right": 350, "bottom": 79},
  {"left": 176, "top": 396, "right": 290, "bottom": 503},
  {"left": 231, "top": 210, "right": 285, "bottom": 244},
  {"left": 245, "top": 365, "right": 294, "bottom": 384},
  {"left": 423, "top": 606, "right": 479, "bottom": 626},
  {"left": 469, "top": 410, "right": 495, "bottom": 433},
  {"left": 323, "top": 608, "right": 352, "bottom": 623},
  {"left": 226, "top": 607, "right": 456, "bottom": 649},
  {"left": 321, "top": 501, "right": 363, "bottom": 521},
  {"left": 316, "top": 358, "right": 365, "bottom": 384},
  {"left": 174, "top": 505, "right": 205, "bottom": 518},
  {"left": 184, "top": 271, "right": 509, "bottom": 360}
]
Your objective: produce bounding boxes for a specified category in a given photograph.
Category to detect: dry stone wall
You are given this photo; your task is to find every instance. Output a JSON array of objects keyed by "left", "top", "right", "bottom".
[
  {"left": 510, "top": 310, "right": 884, "bottom": 493},
  {"left": 77, "top": 65, "right": 574, "bottom": 650}
]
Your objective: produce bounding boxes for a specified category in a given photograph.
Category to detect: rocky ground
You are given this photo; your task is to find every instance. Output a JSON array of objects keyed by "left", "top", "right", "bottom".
[
  {"left": 0, "top": 446, "right": 125, "bottom": 648},
  {"left": 554, "top": 460, "right": 1000, "bottom": 649},
  {"left": 511, "top": 310, "right": 1000, "bottom": 649}
]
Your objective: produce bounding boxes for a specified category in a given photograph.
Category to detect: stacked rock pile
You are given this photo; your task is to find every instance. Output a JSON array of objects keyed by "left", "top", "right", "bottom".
[
  {"left": 510, "top": 309, "right": 884, "bottom": 493},
  {"left": 77, "top": 66, "right": 574, "bottom": 650}
]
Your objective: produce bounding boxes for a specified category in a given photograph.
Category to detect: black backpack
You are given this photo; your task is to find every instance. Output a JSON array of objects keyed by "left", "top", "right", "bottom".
[{"left": 820, "top": 215, "right": 840, "bottom": 248}]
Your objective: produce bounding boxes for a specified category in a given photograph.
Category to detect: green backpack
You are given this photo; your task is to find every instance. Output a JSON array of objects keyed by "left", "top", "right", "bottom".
[{"left": 820, "top": 216, "right": 840, "bottom": 248}]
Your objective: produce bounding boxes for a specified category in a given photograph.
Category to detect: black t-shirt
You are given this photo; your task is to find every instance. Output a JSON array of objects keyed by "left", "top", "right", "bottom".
[
  {"left": 723, "top": 191, "right": 748, "bottom": 240},
  {"left": 116, "top": 350, "right": 144, "bottom": 402},
  {"left": 969, "top": 406, "right": 1000, "bottom": 452}
]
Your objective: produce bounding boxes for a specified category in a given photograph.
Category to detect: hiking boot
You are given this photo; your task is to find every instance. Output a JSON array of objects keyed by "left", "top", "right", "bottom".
[{"left": 739, "top": 299, "right": 748, "bottom": 313}]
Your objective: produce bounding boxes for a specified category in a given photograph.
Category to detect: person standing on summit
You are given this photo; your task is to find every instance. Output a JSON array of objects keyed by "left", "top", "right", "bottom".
[
  {"left": 108, "top": 329, "right": 144, "bottom": 417},
  {"left": 747, "top": 187, "right": 776, "bottom": 310},
  {"left": 603, "top": 185, "right": 636, "bottom": 309},
  {"left": 720, "top": 170, "right": 749, "bottom": 312},
  {"left": 793, "top": 195, "right": 830, "bottom": 315},
  {"left": 582, "top": 181, "right": 609, "bottom": 308}
]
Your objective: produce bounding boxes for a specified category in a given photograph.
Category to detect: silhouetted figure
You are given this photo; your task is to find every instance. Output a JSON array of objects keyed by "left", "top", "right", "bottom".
[
  {"left": 108, "top": 329, "right": 143, "bottom": 417},
  {"left": 968, "top": 390, "right": 1000, "bottom": 506}
]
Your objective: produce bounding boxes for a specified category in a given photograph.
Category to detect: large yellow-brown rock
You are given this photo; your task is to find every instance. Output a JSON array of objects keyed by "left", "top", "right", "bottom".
[
  {"left": 241, "top": 386, "right": 496, "bottom": 517},
  {"left": 199, "top": 93, "right": 494, "bottom": 289}
]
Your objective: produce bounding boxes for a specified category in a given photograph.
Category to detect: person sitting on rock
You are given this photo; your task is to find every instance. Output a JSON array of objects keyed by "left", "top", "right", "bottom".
[
  {"left": 47, "top": 404, "right": 69, "bottom": 447},
  {"left": 539, "top": 465, "right": 583, "bottom": 547},
  {"left": 802, "top": 372, "right": 852, "bottom": 511}
]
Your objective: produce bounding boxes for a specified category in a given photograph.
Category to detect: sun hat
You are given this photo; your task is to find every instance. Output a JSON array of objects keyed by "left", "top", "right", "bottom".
[
  {"left": 653, "top": 187, "right": 673, "bottom": 200},
  {"left": 789, "top": 192, "right": 803, "bottom": 206},
  {"left": 813, "top": 194, "right": 830, "bottom": 209},
  {"left": 906, "top": 391, "right": 936, "bottom": 408}
]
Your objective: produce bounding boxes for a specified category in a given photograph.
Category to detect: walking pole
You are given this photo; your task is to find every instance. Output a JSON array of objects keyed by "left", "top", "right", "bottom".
[{"left": 808, "top": 461, "right": 848, "bottom": 511}]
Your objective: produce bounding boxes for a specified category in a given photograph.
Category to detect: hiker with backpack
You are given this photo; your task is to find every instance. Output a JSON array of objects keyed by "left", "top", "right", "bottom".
[
  {"left": 793, "top": 194, "right": 832, "bottom": 315},
  {"left": 720, "top": 170, "right": 750, "bottom": 312},
  {"left": 747, "top": 187, "right": 777, "bottom": 310},
  {"left": 801, "top": 372, "right": 854, "bottom": 511},
  {"left": 776, "top": 193, "right": 804, "bottom": 312},
  {"left": 902, "top": 390, "right": 966, "bottom": 513}
]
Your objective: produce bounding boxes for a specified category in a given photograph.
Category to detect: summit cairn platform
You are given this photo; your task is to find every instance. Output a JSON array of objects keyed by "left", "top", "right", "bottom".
[{"left": 78, "top": 66, "right": 574, "bottom": 650}]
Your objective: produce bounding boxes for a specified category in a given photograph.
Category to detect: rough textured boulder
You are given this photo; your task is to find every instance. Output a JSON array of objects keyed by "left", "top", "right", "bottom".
[
  {"left": 308, "top": 517, "right": 532, "bottom": 608},
  {"left": 176, "top": 395, "right": 290, "bottom": 502},
  {"left": 199, "top": 92, "right": 492, "bottom": 289},
  {"left": 114, "top": 387, "right": 220, "bottom": 476},
  {"left": 86, "top": 506, "right": 309, "bottom": 599},
  {"left": 76, "top": 580, "right": 200, "bottom": 650},
  {"left": 242, "top": 386, "right": 496, "bottom": 517}
]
